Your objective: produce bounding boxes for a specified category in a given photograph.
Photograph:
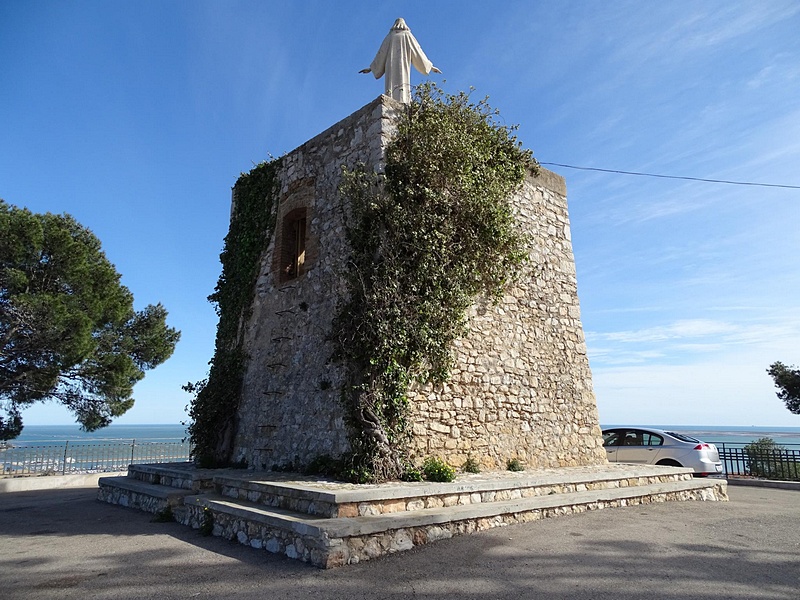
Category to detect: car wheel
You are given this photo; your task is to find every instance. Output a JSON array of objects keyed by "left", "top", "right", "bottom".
[{"left": 656, "top": 459, "right": 682, "bottom": 467}]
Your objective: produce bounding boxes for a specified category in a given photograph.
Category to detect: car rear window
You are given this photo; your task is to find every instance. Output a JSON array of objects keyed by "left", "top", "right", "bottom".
[{"left": 665, "top": 431, "right": 700, "bottom": 443}]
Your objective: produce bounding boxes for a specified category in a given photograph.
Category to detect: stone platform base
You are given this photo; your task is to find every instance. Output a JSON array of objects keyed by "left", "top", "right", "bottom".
[{"left": 98, "top": 463, "right": 727, "bottom": 568}]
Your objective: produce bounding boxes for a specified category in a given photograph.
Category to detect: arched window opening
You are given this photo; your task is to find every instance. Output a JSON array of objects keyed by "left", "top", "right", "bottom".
[{"left": 280, "top": 208, "right": 307, "bottom": 283}]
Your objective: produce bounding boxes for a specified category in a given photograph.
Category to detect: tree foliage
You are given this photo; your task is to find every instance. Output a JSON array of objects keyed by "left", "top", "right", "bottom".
[
  {"left": 0, "top": 200, "right": 180, "bottom": 439},
  {"left": 767, "top": 361, "right": 800, "bottom": 415},
  {"left": 743, "top": 437, "right": 799, "bottom": 481},
  {"left": 332, "top": 83, "right": 536, "bottom": 481}
]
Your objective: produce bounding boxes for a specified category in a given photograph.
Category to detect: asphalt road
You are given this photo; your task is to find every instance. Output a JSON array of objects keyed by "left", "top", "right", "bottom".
[{"left": 1, "top": 485, "right": 798, "bottom": 600}]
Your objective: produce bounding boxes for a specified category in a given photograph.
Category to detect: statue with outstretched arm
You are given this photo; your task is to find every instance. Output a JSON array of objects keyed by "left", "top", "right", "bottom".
[{"left": 360, "top": 18, "right": 442, "bottom": 103}]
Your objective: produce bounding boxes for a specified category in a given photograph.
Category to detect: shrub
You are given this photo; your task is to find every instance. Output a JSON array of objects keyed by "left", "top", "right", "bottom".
[
  {"left": 199, "top": 506, "right": 214, "bottom": 536},
  {"left": 744, "top": 437, "right": 800, "bottom": 481},
  {"left": 422, "top": 457, "right": 457, "bottom": 482},
  {"left": 462, "top": 454, "right": 481, "bottom": 474},
  {"left": 401, "top": 464, "right": 424, "bottom": 482},
  {"left": 341, "top": 464, "right": 374, "bottom": 484},
  {"left": 303, "top": 454, "right": 343, "bottom": 477},
  {"left": 506, "top": 458, "right": 524, "bottom": 472},
  {"left": 152, "top": 505, "right": 174, "bottom": 523}
]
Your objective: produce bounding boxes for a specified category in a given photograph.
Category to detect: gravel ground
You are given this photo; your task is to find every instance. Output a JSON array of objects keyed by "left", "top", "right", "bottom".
[{"left": 1, "top": 485, "right": 798, "bottom": 600}]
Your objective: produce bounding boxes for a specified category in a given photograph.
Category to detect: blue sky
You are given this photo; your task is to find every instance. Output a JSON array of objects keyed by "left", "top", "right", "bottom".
[{"left": 2, "top": 1, "right": 799, "bottom": 428}]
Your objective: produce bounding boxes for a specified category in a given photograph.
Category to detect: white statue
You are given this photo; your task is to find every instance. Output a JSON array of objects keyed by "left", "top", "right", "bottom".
[{"left": 360, "top": 18, "right": 442, "bottom": 103}]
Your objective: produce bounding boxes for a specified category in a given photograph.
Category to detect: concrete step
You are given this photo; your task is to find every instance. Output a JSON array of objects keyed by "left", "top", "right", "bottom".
[
  {"left": 181, "top": 477, "right": 726, "bottom": 568},
  {"left": 98, "top": 464, "right": 728, "bottom": 568},
  {"left": 127, "top": 462, "right": 219, "bottom": 491},
  {"left": 97, "top": 475, "right": 195, "bottom": 513},
  {"left": 213, "top": 463, "right": 696, "bottom": 517}
]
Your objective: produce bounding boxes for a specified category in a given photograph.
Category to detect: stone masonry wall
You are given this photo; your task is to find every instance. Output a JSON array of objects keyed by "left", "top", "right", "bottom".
[
  {"left": 406, "top": 169, "right": 607, "bottom": 470},
  {"left": 232, "top": 96, "right": 401, "bottom": 470},
  {"left": 232, "top": 95, "right": 606, "bottom": 472}
]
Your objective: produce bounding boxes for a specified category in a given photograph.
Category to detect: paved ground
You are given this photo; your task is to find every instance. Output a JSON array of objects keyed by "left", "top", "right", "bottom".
[{"left": 1, "top": 485, "right": 798, "bottom": 599}]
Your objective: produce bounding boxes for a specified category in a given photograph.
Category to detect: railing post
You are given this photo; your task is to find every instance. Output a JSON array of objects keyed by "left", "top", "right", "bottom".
[
  {"left": 62, "top": 440, "right": 69, "bottom": 475},
  {"left": 131, "top": 439, "right": 136, "bottom": 467}
]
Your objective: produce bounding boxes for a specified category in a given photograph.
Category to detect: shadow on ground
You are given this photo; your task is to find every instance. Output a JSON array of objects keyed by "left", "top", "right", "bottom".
[{"left": 1, "top": 486, "right": 798, "bottom": 599}]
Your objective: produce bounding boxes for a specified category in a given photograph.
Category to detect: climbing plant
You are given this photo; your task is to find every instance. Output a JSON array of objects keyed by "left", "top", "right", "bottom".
[
  {"left": 185, "top": 159, "right": 281, "bottom": 466},
  {"left": 333, "top": 83, "right": 536, "bottom": 482}
]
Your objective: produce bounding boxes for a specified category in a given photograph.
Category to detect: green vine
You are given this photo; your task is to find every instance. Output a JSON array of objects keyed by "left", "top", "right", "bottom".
[
  {"left": 185, "top": 159, "right": 281, "bottom": 466},
  {"left": 333, "top": 83, "right": 536, "bottom": 482}
]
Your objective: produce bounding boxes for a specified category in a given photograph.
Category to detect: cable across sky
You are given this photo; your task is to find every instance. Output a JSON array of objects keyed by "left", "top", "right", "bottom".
[{"left": 539, "top": 162, "right": 800, "bottom": 190}]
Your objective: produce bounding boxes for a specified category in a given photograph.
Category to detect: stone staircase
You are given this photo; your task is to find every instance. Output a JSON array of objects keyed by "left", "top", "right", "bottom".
[{"left": 98, "top": 462, "right": 727, "bottom": 568}]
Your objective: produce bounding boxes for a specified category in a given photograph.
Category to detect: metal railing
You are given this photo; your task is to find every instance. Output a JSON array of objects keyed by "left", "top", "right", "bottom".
[
  {"left": 5, "top": 437, "right": 798, "bottom": 480},
  {"left": 715, "top": 442, "right": 800, "bottom": 481},
  {"left": 0, "top": 439, "right": 192, "bottom": 477}
]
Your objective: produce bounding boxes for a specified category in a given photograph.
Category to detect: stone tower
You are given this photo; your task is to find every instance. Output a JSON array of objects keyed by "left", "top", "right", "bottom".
[{"left": 231, "top": 95, "right": 606, "bottom": 471}]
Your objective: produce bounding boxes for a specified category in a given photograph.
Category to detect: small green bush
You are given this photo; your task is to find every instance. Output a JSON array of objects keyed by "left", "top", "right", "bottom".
[
  {"left": 422, "top": 457, "right": 457, "bottom": 482},
  {"left": 462, "top": 455, "right": 481, "bottom": 474},
  {"left": 199, "top": 506, "right": 214, "bottom": 536},
  {"left": 401, "top": 464, "right": 424, "bottom": 482},
  {"left": 152, "top": 505, "right": 174, "bottom": 523},
  {"left": 303, "top": 454, "right": 343, "bottom": 477},
  {"left": 744, "top": 437, "right": 800, "bottom": 481},
  {"left": 506, "top": 458, "right": 524, "bottom": 472},
  {"left": 341, "top": 465, "right": 374, "bottom": 484}
]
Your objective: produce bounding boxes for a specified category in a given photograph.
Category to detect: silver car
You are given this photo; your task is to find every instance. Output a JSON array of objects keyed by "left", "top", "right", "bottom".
[{"left": 602, "top": 427, "right": 723, "bottom": 476}]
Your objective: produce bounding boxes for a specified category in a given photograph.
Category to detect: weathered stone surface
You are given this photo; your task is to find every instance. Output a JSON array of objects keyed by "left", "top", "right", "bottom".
[
  {"left": 403, "top": 171, "right": 606, "bottom": 470},
  {"left": 231, "top": 96, "right": 401, "bottom": 470},
  {"left": 97, "top": 483, "right": 166, "bottom": 514},
  {"left": 98, "top": 462, "right": 727, "bottom": 568},
  {"left": 229, "top": 95, "right": 605, "bottom": 472}
]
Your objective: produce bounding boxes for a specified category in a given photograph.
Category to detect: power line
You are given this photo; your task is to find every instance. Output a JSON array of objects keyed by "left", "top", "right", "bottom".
[{"left": 539, "top": 162, "right": 800, "bottom": 190}]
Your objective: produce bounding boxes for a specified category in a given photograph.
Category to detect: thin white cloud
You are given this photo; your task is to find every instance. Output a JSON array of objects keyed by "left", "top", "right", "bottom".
[
  {"left": 747, "top": 56, "right": 800, "bottom": 89},
  {"left": 593, "top": 349, "right": 800, "bottom": 427},
  {"left": 747, "top": 64, "right": 778, "bottom": 90},
  {"left": 611, "top": 3, "right": 800, "bottom": 64},
  {"left": 587, "top": 347, "right": 667, "bottom": 365},
  {"left": 592, "top": 319, "right": 738, "bottom": 344},
  {"left": 682, "top": 4, "right": 800, "bottom": 49},
  {"left": 587, "top": 314, "right": 800, "bottom": 370}
]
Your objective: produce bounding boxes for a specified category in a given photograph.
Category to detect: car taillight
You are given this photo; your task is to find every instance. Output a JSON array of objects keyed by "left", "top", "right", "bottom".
[{"left": 694, "top": 443, "right": 710, "bottom": 450}]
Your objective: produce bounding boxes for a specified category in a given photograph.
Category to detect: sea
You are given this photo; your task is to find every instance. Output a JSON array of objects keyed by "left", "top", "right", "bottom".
[
  {"left": 1, "top": 424, "right": 190, "bottom": 475},
  {"left": 7, "top": 423, "right": 800, "bottom": 447},
  {"left": 8, "top": 423, "right": 189, "bottom": 447},
  {"left": 601, "top": 424, "right": 800, "bottom": 447},
  {"left": 3, "top": 422, "right": 799, "bottom": 476}
]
